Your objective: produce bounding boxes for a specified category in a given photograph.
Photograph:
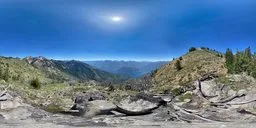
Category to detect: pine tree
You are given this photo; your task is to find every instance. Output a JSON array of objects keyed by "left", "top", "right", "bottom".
[
  {"left": 189, "top": 47, "right": 197, "bottom": 52},
  {"left": 245, "top": 47, "right": 252, "bottom": 60},
  {"left": 225, "top": 48, "right": 234, "bottom": 73},
  {"left": 174, "top": 60, "right": 182, "bottom": 71}
]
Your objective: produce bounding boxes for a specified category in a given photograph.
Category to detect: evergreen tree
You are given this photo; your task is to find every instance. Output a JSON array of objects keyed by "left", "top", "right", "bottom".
[
  {"left": 189, "top": 47, "right": 197, "bottom": 52},
  {"left": 245, "top": 47, "right": 252, "bottom": 59},
  {"left": 225, "top": 48, "right": 234, "bottom": 73},
  {"left": 174, "top": 60, "right": 182, "bottom": 71}
]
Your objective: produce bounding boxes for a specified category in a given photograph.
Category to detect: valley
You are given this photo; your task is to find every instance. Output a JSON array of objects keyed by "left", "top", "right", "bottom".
[
  {"left": 85, "top": 60, "right": 168, "bottom": 78},
  {"left": 1, "top": 0, "right": 255, "bottom": 127},
  {"left": 1, "top": 48, "right": 256, "bottom": 127}
]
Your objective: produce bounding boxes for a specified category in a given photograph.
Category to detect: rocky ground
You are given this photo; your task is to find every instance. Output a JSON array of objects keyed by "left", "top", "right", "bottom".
[{"left": 1, "top": 74, "right": 256, "bottom": 127}]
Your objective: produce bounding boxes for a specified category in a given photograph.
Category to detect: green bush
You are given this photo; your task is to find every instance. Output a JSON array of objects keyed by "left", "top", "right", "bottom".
[{"left": 30, "top": 78, "right": 41, "bottom": 89}]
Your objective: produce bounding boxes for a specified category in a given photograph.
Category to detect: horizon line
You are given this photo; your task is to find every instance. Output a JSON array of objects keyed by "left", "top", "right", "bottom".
[{"left": 0, "top": 55, "right": 171, "bottom": 62}]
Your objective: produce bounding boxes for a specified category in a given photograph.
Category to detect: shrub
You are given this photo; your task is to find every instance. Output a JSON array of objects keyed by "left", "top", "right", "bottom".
[
  {"left": 108, "top": 85, "right": 115, "bottom": 92},
  {"left": 179, "top": 93, "right": 192, "bottom": 102},
  {"left": 30, "top": 78, "right": 41, "bottom": 89},
  {"left": 3, "top": 68, "right": 9, "bottom": 82},
  {"left": 125, "top": 84, "right": 132, "bottom": 90},
  {"left": 189, "top": 47, "right": 197, "bottom": 52},
  {"left": 174, "top": 60, "right": 182, "bottom": 71},
  {"left": 171, "top": 88, "right": 183, "bottom": 96}
]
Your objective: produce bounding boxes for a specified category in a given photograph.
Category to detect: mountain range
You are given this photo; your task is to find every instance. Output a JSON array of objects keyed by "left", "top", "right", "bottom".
[
  {"left": 85, "top": 60, "right": 168, "bottom": 78},
  {"left": 0, "top": 56, "right": 127, "bottom": 86}
]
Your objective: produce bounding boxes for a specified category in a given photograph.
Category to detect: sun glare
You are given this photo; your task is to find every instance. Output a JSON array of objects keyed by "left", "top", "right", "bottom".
[{"left": 111, "top": 16, "right": 122, "bottom": 22}]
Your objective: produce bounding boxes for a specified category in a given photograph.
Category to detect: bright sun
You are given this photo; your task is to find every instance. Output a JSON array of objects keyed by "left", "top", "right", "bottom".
[{"left": 111, "top": 16, "right": 122, "bottom": 22}]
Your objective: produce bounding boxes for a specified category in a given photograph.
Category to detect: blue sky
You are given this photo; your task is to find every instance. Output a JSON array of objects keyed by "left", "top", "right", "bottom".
[{"left": 0, "top": 0, "right": 256, "bottom": 61}]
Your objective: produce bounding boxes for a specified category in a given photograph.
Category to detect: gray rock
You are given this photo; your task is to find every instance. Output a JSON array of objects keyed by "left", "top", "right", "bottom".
[
  {"left": 0, "top": 97, "right": 22, "bottom": 110},
  {"left": 200, "top": 80, "right": 219, "bottom": 97},
  {"left": 85, "top": 100, "right": 117, "bottom": 117},
  {"left": 116, "top": 93, "right": 166, "bottom": 115},
  {"left": 0, "top": 93, "right": 13, "bottom": 101},
  {"left": 237, "top": 89, "right": 247, "bottom": 96},
  {"left": 74, "top": 92, "right": 106, "bottom": 104},
  {"left": 71, "top": 92, "right": 107, "bottom": 115}
]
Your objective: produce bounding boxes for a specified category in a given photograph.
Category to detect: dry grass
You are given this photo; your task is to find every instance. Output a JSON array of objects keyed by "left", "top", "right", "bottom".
[{"left": 152, "top": 49, "right": 228, "bottom": 93}]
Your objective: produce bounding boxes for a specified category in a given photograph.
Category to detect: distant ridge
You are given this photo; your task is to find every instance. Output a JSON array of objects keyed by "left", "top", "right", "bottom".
[
  {"left": 85, "top": 60, "right": 168, "bottom": 78},
  {"left": 23, "top": 56, "right": 128, "bottom": 83}
]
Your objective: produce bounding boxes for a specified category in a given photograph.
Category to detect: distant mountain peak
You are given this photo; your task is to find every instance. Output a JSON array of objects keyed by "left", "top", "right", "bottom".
[{"left": 24, "top": 56, "right": 54, "bottom": 68}]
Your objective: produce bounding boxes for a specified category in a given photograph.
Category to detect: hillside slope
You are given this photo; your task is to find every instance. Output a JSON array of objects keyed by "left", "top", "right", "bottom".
[
  {"left": 0, "top": 56, "right": 51, "bottom": 83},
  {"left": 54, "top": 60, "right": 127, "bottom": 82},
  {"left": 151, "top": 49, "right": 228, "bottom": 92},
  {"left": 24, "top": 57, "right": 127, "bottom": 83}
]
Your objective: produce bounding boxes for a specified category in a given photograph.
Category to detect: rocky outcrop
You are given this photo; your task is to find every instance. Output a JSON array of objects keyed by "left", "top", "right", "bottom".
[
  {"left": 116, "top": 93, "right": 167, "bottom": 116},
  {"left": 71, "top": 93, "right": 168, "bottom": 117},
  {"left": 0, "top": 86, "right": 23, "bottom": 110}
]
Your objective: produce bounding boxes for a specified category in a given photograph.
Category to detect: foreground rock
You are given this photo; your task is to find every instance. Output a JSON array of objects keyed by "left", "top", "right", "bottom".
[
  {"left": 71, "top": 92, "right": 167, "bottom": 117},
  {"left": 116, "top": 93, "right": 167, "bottom": 116}
]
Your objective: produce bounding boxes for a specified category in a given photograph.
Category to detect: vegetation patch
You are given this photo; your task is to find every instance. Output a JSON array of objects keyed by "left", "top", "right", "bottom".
[
  {"left": 171, "top": 87, "right": 183, "bottom": 96},
  {"left": 179, "top": 92, "right": 192, "bottom": 102},
  {"left": 30, "top": 78, "right": 41, "bottom": 89},
  {"left": 45, "top": 104, "right": 64, "bottom": 113}
]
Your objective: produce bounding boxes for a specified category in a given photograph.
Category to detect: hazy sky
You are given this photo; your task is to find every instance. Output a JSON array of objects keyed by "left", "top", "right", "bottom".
[{"left": 0, "top": 0, "right": 256, "bottom": 61}]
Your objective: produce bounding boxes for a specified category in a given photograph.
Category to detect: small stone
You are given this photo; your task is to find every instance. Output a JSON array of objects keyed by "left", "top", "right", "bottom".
[{"left": 237, "top": 89, "right": 247, "bottom": 96}]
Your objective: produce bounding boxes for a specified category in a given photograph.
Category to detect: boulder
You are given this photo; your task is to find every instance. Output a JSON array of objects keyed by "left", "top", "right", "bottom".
[
  {"left": 116, "top": 93, "right": 166, "bottom": 116},
  {"left": 71, "top": 93, "right": 167, "bottom": 117},
  {"left": 71, "top": 92, "right": 109, "bottom": 116},
  {"left": 74, "top": 92, "right": 106, "bottom": 104},
  {"left": 72, "top": 100, "right": 117, "bottom": 117},
  {"left": 85, "top": 100, "right": 117, "bottom": 117},
  {"left": 200, "top": 80, "right": 219, "bottom": 97}
]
